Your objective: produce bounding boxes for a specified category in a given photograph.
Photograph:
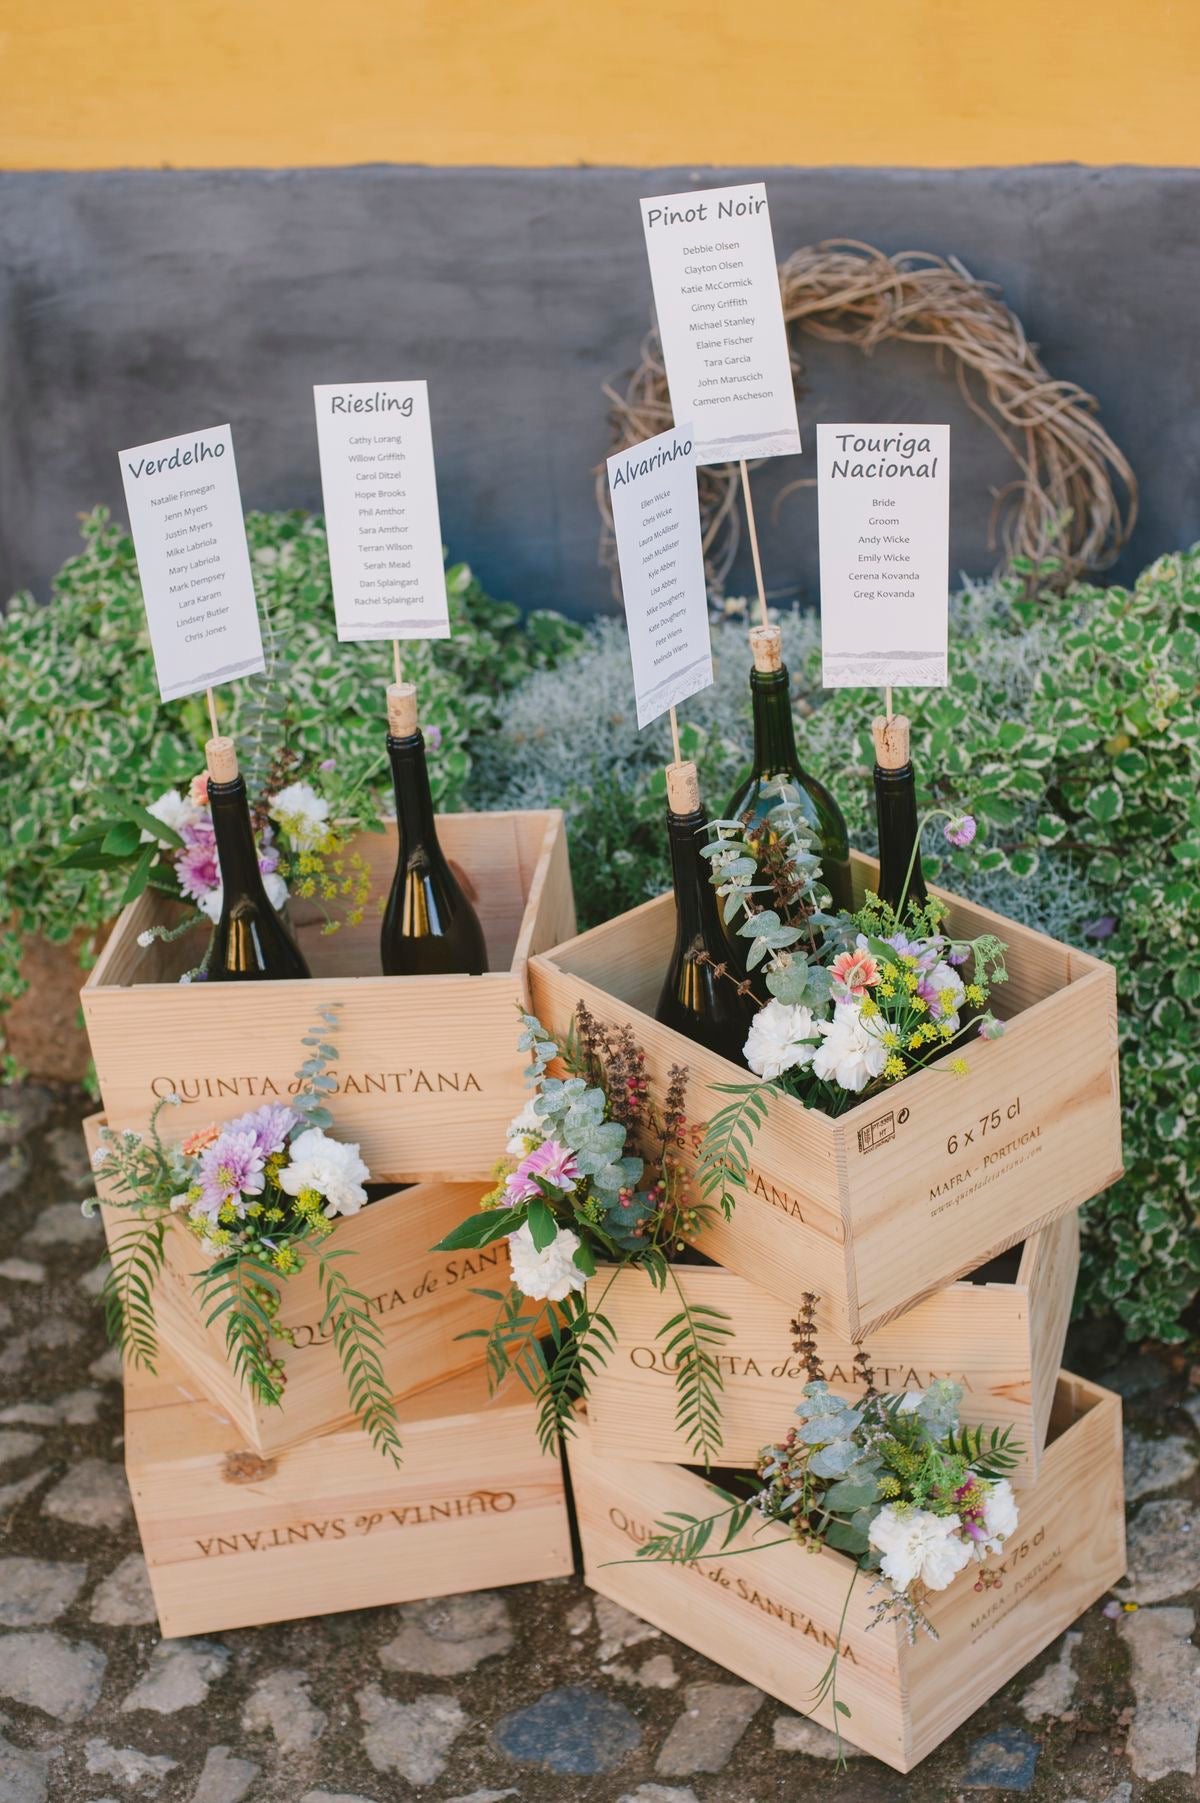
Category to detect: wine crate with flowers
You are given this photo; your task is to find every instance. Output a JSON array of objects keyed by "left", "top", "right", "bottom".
[
  {"left": 73, "top": 757, "right": 575, "bottom": 1183},
  {"left": 529, "top": 786, "right": 1120, "bottom": 1339},
  {"left": 86, "top": 1021, "right": 503, "bottom": 1461},
  {"left": 570, "top": 1367, "right": 1124, "bottom": 1772},
  {"left": 125, "top": 1348, "right": 573, "bottom": 1638},
  {"left": 583, "top": 1207, "right": 1078, "bottom": 1482}
]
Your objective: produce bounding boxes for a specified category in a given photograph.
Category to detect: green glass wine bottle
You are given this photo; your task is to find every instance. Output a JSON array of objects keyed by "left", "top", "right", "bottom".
[
  {"left": 381, "top": 683, "right": 488, "bottom": 977},
  {"left": 205, "top": 737, "right": 311, "bottom": 982},
  {"left": 872, "top": 713, "right": 929, "bottom": 922},
  {"left": 725, "top": 625, "right": 852, "bottom": 911},
  {"left": 655, "top": 760, "right": 756, "bottom": 1065}
]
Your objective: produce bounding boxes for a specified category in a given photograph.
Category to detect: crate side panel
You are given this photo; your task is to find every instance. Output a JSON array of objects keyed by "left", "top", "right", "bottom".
[
  {"left": 902, "top": 1375, "right": 1124, "bottom": 1764},
  {"left": 1025, "top": 1211, "right": 1082, "bottom": 1460},
  {"left": 127, "top": 1358, "right": 572, "bottom": 1637},
  {"left": 585, "top": 1264, "right": 1043, "bottom": 1479},
  {"left": 569, "top": 1421, "right": 908, "bottom": 1768},
  {"left": 845, "top": 968, "right": 1119, "bottom": 1334}
]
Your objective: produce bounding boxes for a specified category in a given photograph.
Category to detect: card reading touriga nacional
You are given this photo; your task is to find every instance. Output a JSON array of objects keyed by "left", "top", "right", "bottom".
[
  {"left": 607, "top": 423, "right": 713, "bottom": 730},
  {"left": 817, "top": 423, "right": 951, "bottom": 689},
  {"left": 640, "top": 181, "right": 800, "bottom": 467},
  {"left": 118, "top": 423, "right": 264, "bottom": 704},
  {"left": 313, "top": 379, "right": 451, "bottom": 642}
]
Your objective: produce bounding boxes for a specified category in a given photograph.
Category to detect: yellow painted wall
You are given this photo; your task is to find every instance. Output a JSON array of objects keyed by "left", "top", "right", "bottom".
[{"left": 2, "top": 0, "right": 1198, "bottom": 170}]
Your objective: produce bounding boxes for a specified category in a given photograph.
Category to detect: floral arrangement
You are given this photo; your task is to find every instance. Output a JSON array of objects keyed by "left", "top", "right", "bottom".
[
  {"left": 625, "top": 1316, "right": 1021, "bottom": 1763},
  {"left": 85, "top": 1013, "right": 403, "bottom": 1463},
  {"left": 436, "top": 1006, "right": 734, "bottom": 1460},
  {"left": 58, "top": 750, "right": 374, "bottom": 979},
  {"left": 697, "top": 783, "right": 1009, "bottom": 1214}
]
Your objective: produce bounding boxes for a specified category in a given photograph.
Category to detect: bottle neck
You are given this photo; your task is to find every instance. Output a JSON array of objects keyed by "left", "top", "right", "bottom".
[
  {"left": 875, "top": 763, "right": 927, "bottom": 908},
  {"left": 389, "top": 732, "right": 438, "bottom": 845},
  {"left": 667, "top": 807, "right": 720, "bottom": 944},
  {"left": 208, "top": 777, "right": 270, "bottom": 901},
  {"left": 751, "top": 668, "right": 802, "bottom": 775}
]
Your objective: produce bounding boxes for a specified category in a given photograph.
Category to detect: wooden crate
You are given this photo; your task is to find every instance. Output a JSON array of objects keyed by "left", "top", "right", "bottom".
[
  {"left": 81, "top": 809, "right": 574, "bottom": 1183},
  {"left": 571, "top": 1370, "right": 1124, "bottom": 1772},
  {"left": 585, "top": 1209, "right": 1078, "bottom": 1483},
  {"left": 530, "top": 852, "right": 1119, "bottom": 1338},
  {"left": 126, "top": 1349, "right": 574, "bottom": 1638},
  {"left": 85, "top": 1111, "right": 499, "bottom": 1456}
]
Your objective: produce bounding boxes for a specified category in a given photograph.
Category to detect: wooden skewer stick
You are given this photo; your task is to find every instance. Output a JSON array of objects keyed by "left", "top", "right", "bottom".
[
  {"left": 738, "top": 459, "right": 770, "bottom": 632},
  {"left": 393, "top": 639, "right": 403, "bottom": 687},
  {"left": 668, "top": 704, "right": 682, "bottom": 769},
  {"left": 206, "top": 687, "right": 219, "bottom": 741}
]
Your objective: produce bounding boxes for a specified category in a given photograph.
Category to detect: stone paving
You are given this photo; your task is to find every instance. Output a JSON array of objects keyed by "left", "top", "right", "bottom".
[{"left": 1, "top": 1081, "right": 1198, "bottom": 1802}]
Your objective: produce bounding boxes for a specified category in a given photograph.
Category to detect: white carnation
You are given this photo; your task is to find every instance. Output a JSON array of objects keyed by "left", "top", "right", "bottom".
[
  {"left": 141, "top": 788, "right": 202, "bottom": 843},
  {"left": 973, "top": 1478, "right": 1019, "bottom": 1557},
  {"left": 507, "top": 1221, "right": 588, "bottom": 1302},
  {"left": 270, "top": 781, "right": 331, "bottom": 851},
  {"left": 868, "top": 1504, "right": 972, "bottom": 1593},
  {"left": 197, "top": 872, "right": 290, "bottom": 924},
  {"left": 926, "top": 960, "right": 967, "bottom": 1029},
  {"left": 277, "top": 1127, "right": 370, "bottom": 1217},
  {"left": 505, "top": 1099, "right": 544, "bottom": 1155},
  {"left": 811, "top": 1001, "right": 888, "bottom": 1093},
  {"left": 743, "top": 1000, "right": 820, "bottom": 1081}
]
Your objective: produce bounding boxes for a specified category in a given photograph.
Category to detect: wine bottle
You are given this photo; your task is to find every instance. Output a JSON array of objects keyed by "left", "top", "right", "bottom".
[
  {"left": 656, "top": 760, "right": 757, "bottom": 1065},
  {"left": 872, "top": 713, "right": 929, "bottom": 921},
  {"left": 725, "top": 625, "right": 852, "bottom": 911},
  {"left": 381, "top": 683, "right": 487, "bottom": 977},
  {"left": 205, "top": 737, "right": 311, "bottom": 982}
]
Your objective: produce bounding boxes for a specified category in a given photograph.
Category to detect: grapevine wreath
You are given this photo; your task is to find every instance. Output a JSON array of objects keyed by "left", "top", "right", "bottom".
[{"left": 598, "top": 239, "right": 1138, "bottom": 596}]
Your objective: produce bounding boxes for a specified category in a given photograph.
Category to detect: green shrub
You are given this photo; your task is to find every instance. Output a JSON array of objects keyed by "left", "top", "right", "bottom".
[
  {"left": 0, "top": 506, "right": 580, "bottom": 1033},
  {"left": 477, "top": 550, "right": 1200, "bottom": 1344}
]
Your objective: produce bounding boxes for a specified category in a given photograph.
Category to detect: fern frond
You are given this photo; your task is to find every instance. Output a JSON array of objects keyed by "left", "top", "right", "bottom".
[
  {"left": 660, "top": 1271, "right": 733, "bottom": 1468},
  {"left": 696, "top": 1081, "right": 772, "bottom": 1219},
  {"left": 196, "top": 1253, "right": 285, "bottom": 1408},
  {"left": 318, "top": 1254, "right": 404, "bottom": 1467},
  {"left": 100, "top": 1216, "right": 167, "bottom": 1371},
  {"left": 632, "top": 1489, "right": 755, "bottom": 1564}
]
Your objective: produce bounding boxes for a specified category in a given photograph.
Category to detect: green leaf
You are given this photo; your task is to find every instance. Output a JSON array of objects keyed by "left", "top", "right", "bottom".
[
  {"left": 526, "top": 1197, "right": 557, "bottom": 1252},
  {"left": 101, "top": 820, "right": 142, "bottom": 857},
  {"left": 121, "top": 843, "right": 158, "bottom": 905},
  {"left": 434, "top": 1207, "right": 524, "bottom": 1252},
  {"left": 1085, "top": 782, "right": 1124, "bottom": 825}
]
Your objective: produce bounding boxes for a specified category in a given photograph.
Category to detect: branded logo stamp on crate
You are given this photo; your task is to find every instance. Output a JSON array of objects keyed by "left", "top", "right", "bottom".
[
  {"left": 570, "top": 1371, "right": 1125, "bottom": 1772},
  {"left": 80, "top": 808, "right": 575, "bottom": 1184},
  {"left": 127, "top": 1352, "right": 573, "bottom": 1639},
  {"left": 529, "top": 851, "right": 1120, "bottom": 1339},
  {"left": 585, "top": 1210, "right": 1079, "bottom": 1483}
]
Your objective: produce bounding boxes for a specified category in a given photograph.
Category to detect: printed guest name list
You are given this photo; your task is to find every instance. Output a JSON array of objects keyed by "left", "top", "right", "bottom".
[
  {"left": 640, "top": 181, "right": 800, "bottom": 466},
  {"left": 313, "top": 379, "right": 450, "bottom": 641},
  {"left": 607, "top": 424, "right": 712, "bottom": 729},
  {"left": 818, "top": 424, "right": 951, "bottom": 689},
  {"left": 118, "top": 423, "right": 264, "bottom": 704}
]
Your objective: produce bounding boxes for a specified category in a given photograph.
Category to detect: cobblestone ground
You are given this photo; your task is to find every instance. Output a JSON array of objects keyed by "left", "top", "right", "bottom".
[{"left": 1, "top": 1081, "right": 1198, "bottom": 1803}]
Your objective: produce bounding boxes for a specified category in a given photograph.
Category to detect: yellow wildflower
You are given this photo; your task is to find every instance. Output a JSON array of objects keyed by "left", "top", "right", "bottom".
[
  {"left": 884, "top": 1055, "right": 906, "bottom": 1080},
  {"left": 951, "top": 1057, "right": 969, "bottom": 1078}
]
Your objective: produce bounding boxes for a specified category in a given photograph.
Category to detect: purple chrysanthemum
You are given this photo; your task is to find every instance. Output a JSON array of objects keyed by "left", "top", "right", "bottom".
[
  {"left": 227, "top": 1103, "right": 299, "bottom": 1160},
  {"left": 176, "top": 821, "right": 220, "bottom": 901},
  {"left": 944, "top": 814, "right": 977, "bottom": 849},
  {"left": 195, "top": 1129, "right": 267, "bottom": 1220}
]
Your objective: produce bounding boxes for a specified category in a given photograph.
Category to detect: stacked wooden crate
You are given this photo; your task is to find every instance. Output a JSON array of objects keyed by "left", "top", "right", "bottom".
[
  {"left": 81, "top": 811, "right": 576, "bottom": 1637},
  {"left": 529, "top": 854, "right": 1127, "bottom": 1772}
]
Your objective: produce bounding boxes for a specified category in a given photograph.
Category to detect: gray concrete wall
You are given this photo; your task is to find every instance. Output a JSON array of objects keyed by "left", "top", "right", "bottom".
[{"left": 1, "top": 165, "right": 1196, "bottom": 615}]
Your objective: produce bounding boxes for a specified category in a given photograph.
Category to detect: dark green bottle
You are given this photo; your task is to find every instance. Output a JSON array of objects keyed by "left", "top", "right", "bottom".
[
  {"left": 205, "top": 739, "right": 311, "bottom": 982},
  {"left": 873, "top": 713, "right": 929, "bottom": 923},
  {"left": 381, "top": 684, "right": 487, "bottom": 978},
  {"left": 725, "top": 625, "right": 852, "bottom": 912},
  {"left": 655, "top": 761, "right": 756, "bottom": 1066}
]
